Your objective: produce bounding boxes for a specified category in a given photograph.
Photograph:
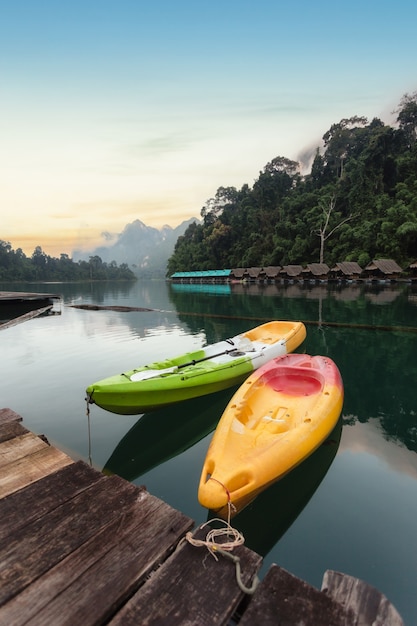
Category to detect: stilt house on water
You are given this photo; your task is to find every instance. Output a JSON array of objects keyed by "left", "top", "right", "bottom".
[
  {"left": 330, "top": 262, "right": 363, "bottom": 281},
  {"left": 170, "top": 269, "right": 232, "bottom": 283},
  {"left": 263, "top": 266, "right": 282, "bottom": 280},
  {"left": 169, "top": 259, "right": 409, "bottom": 284},
  {"left": 279, "top": 265, "right": 304, "bottom": 280},
  {"left": 362, "top": 259, "right": 403, "bottom": 281},
  {"left": 302, "top": 264, "right": 331, "bottom": 280}
]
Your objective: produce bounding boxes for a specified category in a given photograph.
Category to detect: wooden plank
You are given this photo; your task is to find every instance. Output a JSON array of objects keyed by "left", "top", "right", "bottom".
[
  {"left": 0, "top": 474, "right": 142, "bottom": 605},
  {"left": 0, "top": 305, "right": 53, "bottom": 330},
  {"left": 0, "top": 408, "right": 23, "bottom": 425},
  {"left": 238, "top": 565, "right": 350, "bottom": 626},
  {"left": 321, "top": 570, "right": 404, "bottom": 626},
  {"left": 0, "top": 432, "right": 50, "bottom": 467},
  {"left": 108, "top": 526, "right": 262, "bottom": 626},
  {"left": 0, "top": 292, "right": 59, "bottom": 301},
  {"left": 0, "top": 421, "right": 29, "bottom": 444},
  {"left": 2, "top": 492, "right": 193, "bottom": 625},
  {"left": 0, "top": 460, "right": 105, "bottom": 542},
  {"left": 0, "top": 445, "right": 73, "bottom": 498}
]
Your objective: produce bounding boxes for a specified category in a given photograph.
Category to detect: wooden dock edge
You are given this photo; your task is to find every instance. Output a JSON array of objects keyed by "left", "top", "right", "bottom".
[
  {"left": 0, "top": 305, "right": 54, "bottom": 330},
  {"left": 0, "top": 408, "right": 405, "bottom": 625}
]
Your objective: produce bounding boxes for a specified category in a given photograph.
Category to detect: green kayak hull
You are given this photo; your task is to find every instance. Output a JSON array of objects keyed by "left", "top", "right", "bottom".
[{"left": 86, "top": 320, "right": 306, "bottom": 415}]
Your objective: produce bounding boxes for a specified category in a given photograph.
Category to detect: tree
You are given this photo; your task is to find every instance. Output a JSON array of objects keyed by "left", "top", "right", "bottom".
[
  {"left": 167, "top": 93, "right": 417, "bottom": 273},
  {"left": 312, "top": 195, "right": 355, "bottom": 263},
  {"left": 262, "top": 156, "right": 299, "bottom": 176},
  {"left": 200, "top": 186, "right": 239, "bottom": 226},
  {"left": 322, "top": 116, "right": 368, "bottom": 178},
  {"left": 396, "top": 91, "right": 417, "bottom": 147},
  {"left": 89, "top": 255, "right": 104, "bottom": 280},
  {"left": 31, "top": 246, "right": 48, "bottom": 279}
]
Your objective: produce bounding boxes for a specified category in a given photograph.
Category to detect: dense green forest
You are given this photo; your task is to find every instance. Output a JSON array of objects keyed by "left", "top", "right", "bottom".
[
  {"left": 167, "top": 92, "right": 417, "bottom": 275},
  {"left": 0, "top": 243, "right": 136, "bottom": 281}
]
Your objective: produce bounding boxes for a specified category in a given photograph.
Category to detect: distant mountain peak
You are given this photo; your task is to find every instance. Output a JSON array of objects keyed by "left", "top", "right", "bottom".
[{"left": 72, "top": 217, "right": 199, "bottom": 277}]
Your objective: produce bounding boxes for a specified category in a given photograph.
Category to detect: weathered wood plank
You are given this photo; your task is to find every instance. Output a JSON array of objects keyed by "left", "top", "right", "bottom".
[
  {"left": 0, "top": 475, "right": 142, "bottom": 605},
  {"left": 108, "top": 526, "right": 262, "bottom": 626},
  {"left": 0, "top": 421, "right": 29, "bottom": 444},
  {"left": 0, "top": 445, "right": 73, "bottom": 499},
  {"left": 0, "top": 460, "right": 105, "bottom": 542},
  {"left": 0, "top": 408, "right": 23, "bottom": 425},
  {"left": 0, "top": 292, "right": 58, "bottom": 301},
  {"left": 321, "top": 569, "right": 404, "bottom": 626},
  {"left": 0, "top": 432, "right": 50, "bottom": 467},
  {"left": 0, "top": 411, "right": 406, "bottom": 626},
  {"left": 0, "top": 305, "right": 53, "bottom": 330},
  {"left": 238, "top": 565, "right": 351, "bottom": 626},
  {"left": 3, "top": 492, "right": 193, "bottom": 626}
]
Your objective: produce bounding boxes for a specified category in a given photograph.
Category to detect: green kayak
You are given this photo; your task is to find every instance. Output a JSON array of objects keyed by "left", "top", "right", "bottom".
[{"left": 85, "top": 320, "right": 306, "bottom": 415}]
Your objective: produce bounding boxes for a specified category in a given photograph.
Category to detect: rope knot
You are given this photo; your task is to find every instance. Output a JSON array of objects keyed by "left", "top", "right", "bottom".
[{"left": 183, "top": 505, "right": 259, "bottom": 595}]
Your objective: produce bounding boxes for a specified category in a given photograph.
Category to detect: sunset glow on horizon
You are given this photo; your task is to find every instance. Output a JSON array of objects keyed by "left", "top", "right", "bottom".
[{"left": 1, "top": 0, "right": 416, "bottom": 258}]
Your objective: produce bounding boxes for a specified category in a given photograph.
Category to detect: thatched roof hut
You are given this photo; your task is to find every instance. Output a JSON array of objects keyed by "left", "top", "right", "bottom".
[
  {"left": 280, "top": 265, "right": 304, "bottom": 278},
  {"left": 302, "top": 263, "right": 331, "bottom": 279},
  {"left": 330, "top": 262, "right": 363, "bottom": 279},
  {"left": 246, "top": 267, "right": 263, "bottom": 280},
  {"left": 230, "top": 268, "right": 246, "bottom": 280},
  {"left": 263, "top": 266, "right": 281, "bottom": 279},
  {"left": 363, "top": 259, "right": 402, "bottom": 279}
]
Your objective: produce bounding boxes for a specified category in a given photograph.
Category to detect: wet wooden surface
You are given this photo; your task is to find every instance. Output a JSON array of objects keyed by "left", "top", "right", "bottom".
[
  {"left": 0, "top": 408, "right": 404, "bottom": 625},
  {"left": 0, "top": 291, "right": 60, "bottom": 301},
  {"left": 0, "top": 292, "right": 60, "bottom": 330}
]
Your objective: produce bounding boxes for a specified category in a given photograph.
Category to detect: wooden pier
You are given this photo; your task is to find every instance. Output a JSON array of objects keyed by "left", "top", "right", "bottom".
[
  {"left": 0, "top": 291, "right": 60, "bottom": 302},
  {"left": 0, "top": 408, "right": 404, "bottom": 625},
  {"left": 0, "top": 291, "right": 61, "bottom": 330}
]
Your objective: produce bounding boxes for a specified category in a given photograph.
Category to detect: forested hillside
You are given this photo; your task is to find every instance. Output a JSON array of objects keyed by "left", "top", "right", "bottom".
[
  {"left": 0, "top": 244, "right": 136, "bottom": 282},
  {"left": 167, "top": 92, "right": 417, "bottom": 275}
]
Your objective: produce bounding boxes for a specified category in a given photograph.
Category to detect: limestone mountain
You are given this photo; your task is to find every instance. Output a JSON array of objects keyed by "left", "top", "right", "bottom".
[{"left": 72, "top": 217, "right": 198, "bottom": 277}]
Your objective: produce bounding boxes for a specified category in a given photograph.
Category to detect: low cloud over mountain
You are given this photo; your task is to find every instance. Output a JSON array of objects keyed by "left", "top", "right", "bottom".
[{"left": 72, "top": 218, "right": 198, "bottom": 277}]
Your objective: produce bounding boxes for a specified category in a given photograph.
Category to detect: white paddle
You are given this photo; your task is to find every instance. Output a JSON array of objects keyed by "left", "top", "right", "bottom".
[{"left": 129, "top": 341, "right": 257, "bottom": 382}]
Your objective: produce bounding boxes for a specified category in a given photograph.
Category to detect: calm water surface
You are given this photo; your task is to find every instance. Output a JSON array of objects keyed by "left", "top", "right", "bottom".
[{"left": 1, "top": 279, "right": 417, "bottom": 624}]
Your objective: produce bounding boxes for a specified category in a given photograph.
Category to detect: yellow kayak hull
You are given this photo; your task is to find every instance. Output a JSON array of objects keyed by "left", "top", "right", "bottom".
[{"left": 198, "top": 353, "right": 344, "bottom": 511}]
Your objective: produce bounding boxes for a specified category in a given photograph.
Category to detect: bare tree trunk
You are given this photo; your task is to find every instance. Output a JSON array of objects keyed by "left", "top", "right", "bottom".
[{"left": 314, "top": 195, "right": 353, "bottom": 264}]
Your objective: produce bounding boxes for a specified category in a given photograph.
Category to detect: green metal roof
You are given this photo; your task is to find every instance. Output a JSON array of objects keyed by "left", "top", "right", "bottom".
[{"left": 170, "top": 269, "right": 231, "bottom": 278}]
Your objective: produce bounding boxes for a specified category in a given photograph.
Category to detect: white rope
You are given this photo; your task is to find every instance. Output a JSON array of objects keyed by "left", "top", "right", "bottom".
[
  {"left": 184, "top": 498, "right": 260, "bottom": 595},
  {"left": 185, "top": 507, "right": 244, "bottom": 560}
]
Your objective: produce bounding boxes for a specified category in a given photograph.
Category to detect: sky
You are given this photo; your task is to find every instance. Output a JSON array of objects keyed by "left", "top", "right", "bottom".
[{"left": 1, "top": 0, "right": 417, "bottom": 258}]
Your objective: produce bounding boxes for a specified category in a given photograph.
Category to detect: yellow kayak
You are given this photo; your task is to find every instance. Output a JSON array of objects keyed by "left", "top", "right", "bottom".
[{"left": 198, "top": 353, "right": 344, "bottom": 512}]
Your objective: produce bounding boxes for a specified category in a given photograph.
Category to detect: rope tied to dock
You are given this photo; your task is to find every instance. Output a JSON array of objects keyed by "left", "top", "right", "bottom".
[
  {"left": 185, "top": 512, "right": 244, "bottom": 560},
  {"left": 184, "top": 495, "right": 260, "bottom": 595}
]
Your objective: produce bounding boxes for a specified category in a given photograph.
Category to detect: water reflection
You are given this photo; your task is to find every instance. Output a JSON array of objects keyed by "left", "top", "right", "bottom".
[
  {"left": 103, "top": 373, "right": 342, "bottom": 559},
  {"left": 102, "top": 385, "right": 240, "bottom": 481},
  {"left": 209, "top": 417, "right": 342, "bottom": 556},
  {"left": 171, "top": 283, "right": 232, "bottom": 296},
  {"left": 168, "top": 280, "right": 416, "bottom": 331},
  {"left": 2, "top": 279, "right": 417, "bottom": 624},
  {"left": 312, "top": 326, "right": 417, "bottom": 452},
  {"left": 339, "top": 417, "right": 417, "bottom": 480}
]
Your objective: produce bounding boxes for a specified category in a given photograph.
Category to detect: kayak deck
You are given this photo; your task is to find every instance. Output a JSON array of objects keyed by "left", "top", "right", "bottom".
[
  {"left": 86, "top": 320, "right": 307, "bottom": 415},
  {"left": 198, "top": 354, "right": 344, "bottom": 511}
]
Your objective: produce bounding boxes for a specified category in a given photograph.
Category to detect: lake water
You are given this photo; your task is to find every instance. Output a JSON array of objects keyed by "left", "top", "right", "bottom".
[{"left": 1, "top": 279, "right": 417, "bottom": 624}]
